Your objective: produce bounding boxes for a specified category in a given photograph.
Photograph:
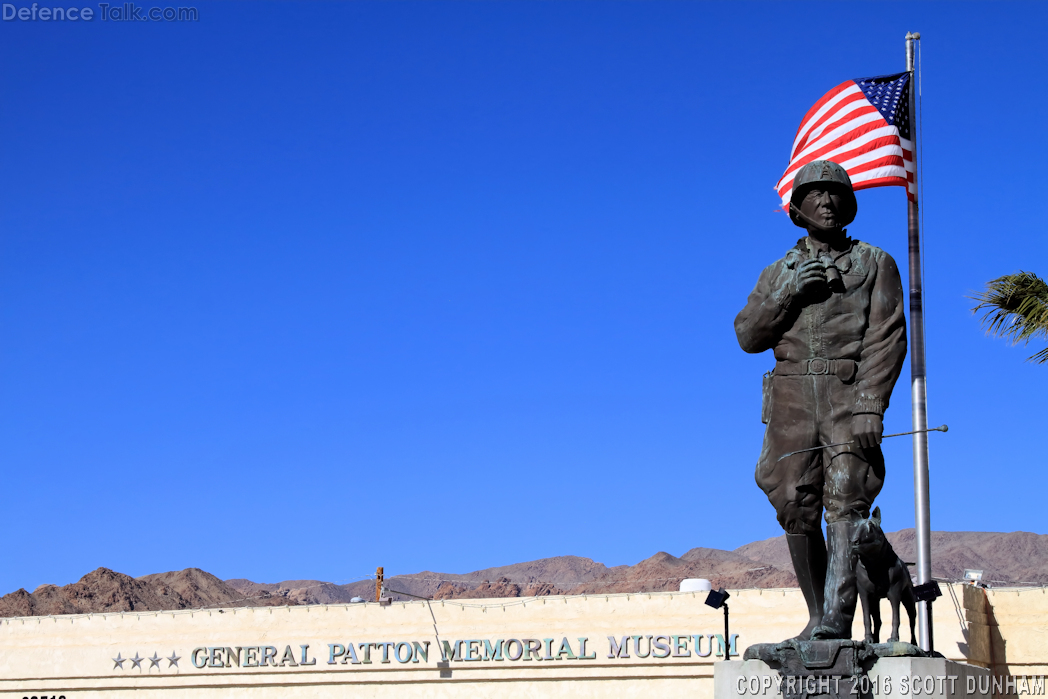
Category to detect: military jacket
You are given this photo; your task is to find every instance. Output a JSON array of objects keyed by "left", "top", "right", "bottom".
[{"left": 734, "top": 237, "right": 907, "bottom": 416}]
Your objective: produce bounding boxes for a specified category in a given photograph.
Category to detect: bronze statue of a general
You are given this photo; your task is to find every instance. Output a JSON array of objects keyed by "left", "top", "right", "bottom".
[{"left": 735, "top": 160, "right": 907, "bottom": 640}]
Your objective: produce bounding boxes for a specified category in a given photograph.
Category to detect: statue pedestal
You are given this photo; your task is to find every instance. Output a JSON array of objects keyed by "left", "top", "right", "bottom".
[{"left": 714, "top": 641, "right": 989, "bottom": 699}]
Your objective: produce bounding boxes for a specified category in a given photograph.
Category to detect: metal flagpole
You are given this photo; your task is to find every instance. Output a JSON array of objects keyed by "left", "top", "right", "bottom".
[{"left": 905, "top": 30, "right": 934, "bottom": 652}]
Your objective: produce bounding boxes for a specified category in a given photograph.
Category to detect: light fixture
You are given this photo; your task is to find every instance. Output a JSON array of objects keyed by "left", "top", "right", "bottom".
[
  {"left": 704, "top": 588, "right": 730, "bottom": 609},
  {"left": 913, "top": 580, "right": 942, "bottom": 603},
  {"left": 704, "top": 588, "right": 732, "bottom": 661}
]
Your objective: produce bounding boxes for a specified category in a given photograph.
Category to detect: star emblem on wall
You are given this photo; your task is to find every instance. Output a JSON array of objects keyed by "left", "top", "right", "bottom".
[{"left": 111, "top": 650, "right": 180, "bottom": 671}]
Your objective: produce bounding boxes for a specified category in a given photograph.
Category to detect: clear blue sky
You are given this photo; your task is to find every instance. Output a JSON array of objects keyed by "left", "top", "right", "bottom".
[{"left": 1, "top": 1, "right": 1045, "bottom": 595}]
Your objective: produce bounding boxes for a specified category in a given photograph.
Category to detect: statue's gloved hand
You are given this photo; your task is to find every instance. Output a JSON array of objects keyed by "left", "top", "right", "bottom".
[
  {"left": 788, "top": 258, "right": 828, "bottom": 298},
  {"left": 851, "top": 413, "right": 883, "bottom": 449}
]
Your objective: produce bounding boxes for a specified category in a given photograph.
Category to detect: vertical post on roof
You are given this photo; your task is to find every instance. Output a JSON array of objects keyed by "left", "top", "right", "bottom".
[{"left": 905, "top": 31, "right": 933, "bottom": 652}]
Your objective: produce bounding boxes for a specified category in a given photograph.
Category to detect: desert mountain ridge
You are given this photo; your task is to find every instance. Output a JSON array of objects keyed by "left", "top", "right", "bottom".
[{"left": 3, "top": 529, "right": 1047, "bottom": 617}]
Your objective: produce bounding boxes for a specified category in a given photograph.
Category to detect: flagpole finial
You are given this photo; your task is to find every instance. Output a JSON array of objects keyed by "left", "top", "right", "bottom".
[{"left": 905, "top": 31, "right": 912, "bottom": 40}]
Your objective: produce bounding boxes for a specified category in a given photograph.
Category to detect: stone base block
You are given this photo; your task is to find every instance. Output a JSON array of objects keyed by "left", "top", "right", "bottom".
[{"left": 715, "top": 656, "right": 990, "bottom": 699}]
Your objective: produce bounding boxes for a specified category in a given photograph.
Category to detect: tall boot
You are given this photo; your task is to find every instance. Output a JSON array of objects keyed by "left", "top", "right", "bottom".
[
  {"left": 812, "top": 520, "right": 859, "bottom": 640},
  {"left": 787, "top": 530, "right": 826, "bottom": 640}
]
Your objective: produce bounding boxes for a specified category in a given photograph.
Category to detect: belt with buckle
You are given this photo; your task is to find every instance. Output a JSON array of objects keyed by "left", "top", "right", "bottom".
[{"left": 773, "top": 358, "right": 857, "bottom": 382}]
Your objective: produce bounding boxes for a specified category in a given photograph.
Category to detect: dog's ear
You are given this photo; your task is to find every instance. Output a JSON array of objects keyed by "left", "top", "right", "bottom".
[{"left": 871, "top": 507, "right": 881, "bottom": 525}]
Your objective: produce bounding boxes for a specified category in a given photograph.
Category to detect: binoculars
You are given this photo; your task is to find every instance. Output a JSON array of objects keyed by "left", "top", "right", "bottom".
[{"left": 818, "top": 253, "right": 844, "bottom": 292}]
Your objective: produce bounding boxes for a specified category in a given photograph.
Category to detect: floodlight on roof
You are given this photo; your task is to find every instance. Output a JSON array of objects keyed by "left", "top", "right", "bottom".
[
  {"left": 703, "top": 588, "right": 732, "bottom": 661},
  {"left": 913, "top": 580, "right": 942, "bottom": 603},
  {"left": 704, "top": 588, "right": 730, "bottom": 610}
]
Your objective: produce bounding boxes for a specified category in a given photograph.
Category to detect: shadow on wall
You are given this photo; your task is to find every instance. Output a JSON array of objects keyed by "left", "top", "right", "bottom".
[{"left": 964, "top": 585, "right": 1008, "bottom": 674}]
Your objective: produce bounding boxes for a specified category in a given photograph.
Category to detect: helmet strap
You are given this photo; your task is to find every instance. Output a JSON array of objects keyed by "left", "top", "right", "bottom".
[{"left": 790, "top": 203, "right": 844, "bottom": 235}]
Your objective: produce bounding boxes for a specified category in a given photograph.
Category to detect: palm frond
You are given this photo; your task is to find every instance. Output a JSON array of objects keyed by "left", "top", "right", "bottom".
[{"left": 968, "top": 271, "right": 1048, "bottom": 364}]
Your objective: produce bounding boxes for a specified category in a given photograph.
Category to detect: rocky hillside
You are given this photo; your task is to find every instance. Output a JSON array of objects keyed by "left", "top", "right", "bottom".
[
  {"left": 338, "top": 555, "right": 613, "bottom": 602},
  {"left": 735, "top": 529, "right": 1048, "bottom": 585},
  {"left": 225, "top": 578, "right": 357, "bottom": 605},
  {"left": 3, "top": 529, "right": 1046, "bottom": 617},
  {"left": 0, "top": 567, "right": 290, "bottom": 618}
]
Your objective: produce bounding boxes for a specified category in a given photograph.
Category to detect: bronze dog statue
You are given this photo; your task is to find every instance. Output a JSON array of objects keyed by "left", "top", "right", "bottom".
[{"left": 852, "top": 507, "right": 917, "bottom": 644}]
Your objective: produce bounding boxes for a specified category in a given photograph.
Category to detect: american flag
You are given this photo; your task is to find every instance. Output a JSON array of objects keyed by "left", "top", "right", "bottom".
[{"left": 775, "top": 72, "right": 915, "bottom": 209}]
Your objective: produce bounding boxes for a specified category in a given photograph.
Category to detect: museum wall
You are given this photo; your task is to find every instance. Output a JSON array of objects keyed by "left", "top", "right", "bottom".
[{"left": 0, "top": 585, "right": 1041, "bottom": 698}]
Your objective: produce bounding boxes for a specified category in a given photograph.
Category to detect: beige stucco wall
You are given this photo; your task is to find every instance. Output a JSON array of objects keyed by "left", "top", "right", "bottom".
[
  {"left": 0, "top": 584, "right": 1039, "bottom": 698},
  {"left": 964, "top": 585, "right": 1048, "bottom": 677}
]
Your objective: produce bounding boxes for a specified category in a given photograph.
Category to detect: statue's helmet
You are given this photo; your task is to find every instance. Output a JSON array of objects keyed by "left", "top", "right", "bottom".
[{"left": 789, "top": 159, "right": 858, "bottom": 228}]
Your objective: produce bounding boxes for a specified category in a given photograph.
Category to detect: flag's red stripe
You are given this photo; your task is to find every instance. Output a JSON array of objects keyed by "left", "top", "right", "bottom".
[
  {"left": 797, "top": 115, "right": 890, "bottom": 164},
  {"left": 790, "top": 80, "right": 856, "bottom": 146},
  {"left": 779, "top": 155, "right": 914, "bottom": 203},
  {"left": 778, "top": 78, "right": 915, "bottom": 207},
  {"left": 779, "top": 151, "right": 912, "bottom": 196},
  {"left": 835, "top": 138, "right": 908, "bottom": 168},
  {"left": 778, "top": 126, "right": 899, "bottom": 194},
  {"left": 785, "top": 119, "right": 893, "bottom": 177},
  {"left": 848, "top": 155, "right": 905, "bottom": 177},
  {"left": 855, "top": 177, "right": 916, "bottom": 202},
  {"left": 793, "top": 90, "right": 868, "bottom": 157},
  {"left": 805, "top": 104, "right": 880, "bottom": 151},
  {"left": 778, "top": 130, "right": 891, "bottom": 195},
  {"left": 795, "top": 92, "right": 870, "bottom": 156},
  {"left": 854, "top": 176, "right": 910, "bottom": 191}
]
